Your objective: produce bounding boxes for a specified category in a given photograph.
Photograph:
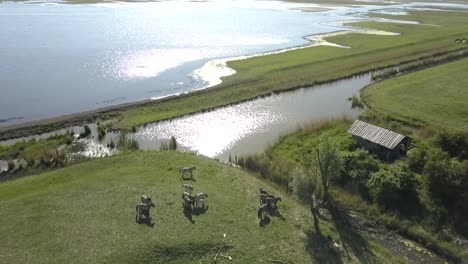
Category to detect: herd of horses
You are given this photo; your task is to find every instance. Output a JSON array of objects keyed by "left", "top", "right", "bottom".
[{"left": 135, "top": 166, "right": 282, "bottom": 224}]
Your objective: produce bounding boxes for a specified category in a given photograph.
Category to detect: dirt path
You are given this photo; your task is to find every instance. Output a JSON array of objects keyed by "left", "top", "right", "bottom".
[{"left": 345, "top": 210, "right": 448, "bottom": 264}]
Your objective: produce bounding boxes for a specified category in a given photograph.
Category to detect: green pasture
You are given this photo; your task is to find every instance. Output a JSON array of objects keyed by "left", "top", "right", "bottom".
[
  {"left": 362, "top": 57, "right": 468, "bottom": 131},
  {"left": 0, "top": 150, "right": 407, "bottom": 263},
  {"left": 0, "top": 151, "right": 318, "bottom": 264}
]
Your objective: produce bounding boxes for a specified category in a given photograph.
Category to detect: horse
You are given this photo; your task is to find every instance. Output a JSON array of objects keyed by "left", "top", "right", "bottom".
[
  {"left": 136, "top": 201, "right": 155, "bottom": 222},
  {"left": 260, "top": 193, "right": 274, "bottom": 205},
  {"left": 180, "top": 166, "right": 196, "bottom": 178},
  {"left": 265, "top": 197, "right": 282, "bottom": 209},
  {"left": 193, "top": 193, "right": 207, "bottom": 207},
  {"left": 260, "top": 188, "right": 269, "bottom": 195},
  {"left": 182, "top": 192, "right": 195, "bottom": 210},
  {"left": 141, "top": 195, "right": 152, "bottom": 204},
  {"left": 257, "top": 203, "right": 269, "bottom": 221},
  {"left": 195, "top": 198, "right": 206, "bottom": 209},
  {"left": 182, "top": 184, "right": 193, "bottom": 194}
]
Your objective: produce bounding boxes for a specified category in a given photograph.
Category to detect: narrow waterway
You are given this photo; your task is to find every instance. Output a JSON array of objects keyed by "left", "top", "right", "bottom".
[
  {"left": 0, "top": 74, "right": 370, "bottom": 161},
  {"left": 133, "top": 74, "right": 370, "bottom": 160}
]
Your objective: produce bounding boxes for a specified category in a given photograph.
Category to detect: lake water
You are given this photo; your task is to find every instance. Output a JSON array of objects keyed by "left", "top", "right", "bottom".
[
  {"left": 0, "top": 0, "right": 352, "bottom": 126},
  {"left": 4, "top": 0, "right": 465, "bottom": 126}
]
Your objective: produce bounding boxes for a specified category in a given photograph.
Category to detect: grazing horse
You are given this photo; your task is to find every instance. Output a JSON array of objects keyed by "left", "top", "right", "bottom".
[
  {"left": 141, "top": 195, "right": 152, "bottom": 204},
  {"left": 182, "top": 192, "right": 195, "bottom": 210},
  {"left": 182, "top": 184, "right": 193, "bottom": 194},
  {"left": 194, "top": 192, "right": 208, "bottom": 207},
  {"left": 257, "top": 203, "right": 269, "bottom": 221},
  {"left": 195, "top": 198, "right": 206, "bottom": 209},
  {"left": 260, "top": 193, "right": 274, "bottom": 205},
  {"left": 260, "top": 193, "right": 282, "bottom": 208},
  {"left": 260, "top": 188, "right": 269, "bottom": 195},
  {"left": 266, "top": 197, "right": 282, "bottom": 209},
  {"left": 136, "top": 199, "right": 155, "bottom": 222},
  {"left": 180, "top": 166, "right": 196, "bottom": 178}
]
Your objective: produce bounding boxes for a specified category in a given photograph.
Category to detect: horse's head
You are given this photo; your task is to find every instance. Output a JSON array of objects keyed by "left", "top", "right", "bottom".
[{"left": 277, "top": 197, "right": 282, "bottom": 202}]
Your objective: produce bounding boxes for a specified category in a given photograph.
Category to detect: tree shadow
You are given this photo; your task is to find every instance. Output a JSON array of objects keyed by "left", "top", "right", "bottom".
[
  {"left": 306, "top": 229, "right": 343, "bottom": 264},
  {"left": 328, "top": 203, "right": 376, "bottom": 264}
]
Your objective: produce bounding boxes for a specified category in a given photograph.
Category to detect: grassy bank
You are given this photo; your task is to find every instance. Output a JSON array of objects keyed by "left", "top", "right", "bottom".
[
  {"left": 362, "top": 57, "right": 468, "bottom": 131},
  {"left": 0, "top": 150, "right": 407, "bottom": 264}
]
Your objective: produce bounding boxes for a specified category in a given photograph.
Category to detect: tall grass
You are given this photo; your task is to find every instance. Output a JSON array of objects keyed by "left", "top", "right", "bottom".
[{"left": 117, "top": 134, "right": 139, "bottom": 151}]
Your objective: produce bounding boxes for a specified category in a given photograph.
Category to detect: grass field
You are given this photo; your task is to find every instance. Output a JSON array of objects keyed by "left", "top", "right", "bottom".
[
  {"left": 0, "top": 150, "right": 408, "bottom": 264},
  {"left": 114, "top": 10, "right": 468, "bottom": 130},
  {"left": 362, "top": 57, "right": 468, "bottom": 131}
]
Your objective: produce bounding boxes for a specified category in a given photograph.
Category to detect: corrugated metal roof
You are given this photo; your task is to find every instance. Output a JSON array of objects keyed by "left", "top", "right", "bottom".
[{"left": 348, "top": 120, "right": 406, "bottom": 150}]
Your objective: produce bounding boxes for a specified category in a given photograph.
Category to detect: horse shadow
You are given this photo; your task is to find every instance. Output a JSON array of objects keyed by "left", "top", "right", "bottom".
[
  {"left": 183, "top": 206, "right": 195, "bottom": 224},
  {"left": 269, "top": 208, "right": 286, "bottom": 221},
  {"left": 136, "top": 216, "right": 156, "bottom": 228},
  {"left": 192, "top": 205, "right": 209, "bottom": 216},
  {"left": 180, "top": 175, "right": 196, "bottom": 182},
  {"left": 259, "top": 216, "right": 271, "bottom": 227}
]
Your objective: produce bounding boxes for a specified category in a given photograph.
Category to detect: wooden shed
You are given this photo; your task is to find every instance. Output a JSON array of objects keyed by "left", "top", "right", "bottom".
[{"left": 348, "top": 120, "right": 411, "bottom": 161}]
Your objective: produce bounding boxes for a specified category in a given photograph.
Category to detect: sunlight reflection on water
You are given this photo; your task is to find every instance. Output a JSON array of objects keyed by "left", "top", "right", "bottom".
[{"left": 133, "top": 74, "right": 371, "bottom": 159}]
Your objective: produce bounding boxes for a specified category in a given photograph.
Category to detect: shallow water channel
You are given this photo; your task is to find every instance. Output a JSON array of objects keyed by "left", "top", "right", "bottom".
[
  {"left": 1, "top": 74, "right": 370, "bottom": 161},
  {"left": 132, "top": 74, "right": 370, "bottom": 160}
]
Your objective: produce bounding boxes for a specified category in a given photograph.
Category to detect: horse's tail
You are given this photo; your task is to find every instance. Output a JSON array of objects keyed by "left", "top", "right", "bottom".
[
  {"left": 257, "top": 207, "right": 263, "bottom": 220},
  {"left": 136, "top": 205, "right": 139, "bottom": 213},
  {"left": 204, "top": 193, "right": 208, "bottom": 197}
]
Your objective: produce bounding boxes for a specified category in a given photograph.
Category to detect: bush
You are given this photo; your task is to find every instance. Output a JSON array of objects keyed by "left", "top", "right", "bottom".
[
  {"left": 290, "top": 167, "right": 316, "bottom": 203},
  {"left": 435, "top": 130, "right": 468, "bottom": 159},
  {"left": 348, "top": 95, "right": 364, "bottom": 108},
  {"left": 340, "top": 149, "right": 379, "bottom": 198},
  {"left": 238, "top": 153, "right": 292, "bottom": 190},
  {"left": 169, "top": 136, "right": 177, "bottom": 150},
  {"left": 80, "top": 125, "right": 92, "bottom": 138},
  {"left": 97, "top": 124, "right": 106, "bottom": 141},
  {"left": 367, "top": 163, "right": 418, "bottom": 213},
  {"left": 7, "top": 160, "right": 15, "bottom": 172},
  {"left": 117, "top": 134, "right": 139, "bottom": 151}
]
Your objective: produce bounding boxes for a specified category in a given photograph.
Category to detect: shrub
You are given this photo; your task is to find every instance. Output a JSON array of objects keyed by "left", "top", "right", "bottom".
[
  {"left": 97, "top": 124, "right": 106, "bottom": 141},
  {"left": 367, "top": 163, "right": 418, "bottom": 212},
  {"left": 117, "top": 134, "right": 139, "bottom": 151},
  {"left": 435, "top": 130, "right": 468, "bottom": 159},
  {"left": 80, "top": 125, "right": 92, "bottom": 138},
  {"left": 160, "top": 136, "right": 178, "bottom": 151},
  {"left": 348, "top": 95, "right": 364, "bottom": 108},
  {"left": 7, "top": 160, "right": 15, "bottom": 172},
  {"left": 169, "top": 136, "right": 177, "bottom": 150},
  {"left": 341, "top": 149, "right": 380, "bottom": 198}
]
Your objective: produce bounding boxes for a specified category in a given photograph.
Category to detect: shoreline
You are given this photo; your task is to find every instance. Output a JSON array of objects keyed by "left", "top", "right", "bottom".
[
  {"left": 2, "top": 47, "right": 468, "bottom": 142},
  {"left": 190, "top": 26, "right": 400, "bottom": 89},
  {"left": 0, "top": 18, "right": 401, "bottom": 136}
]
